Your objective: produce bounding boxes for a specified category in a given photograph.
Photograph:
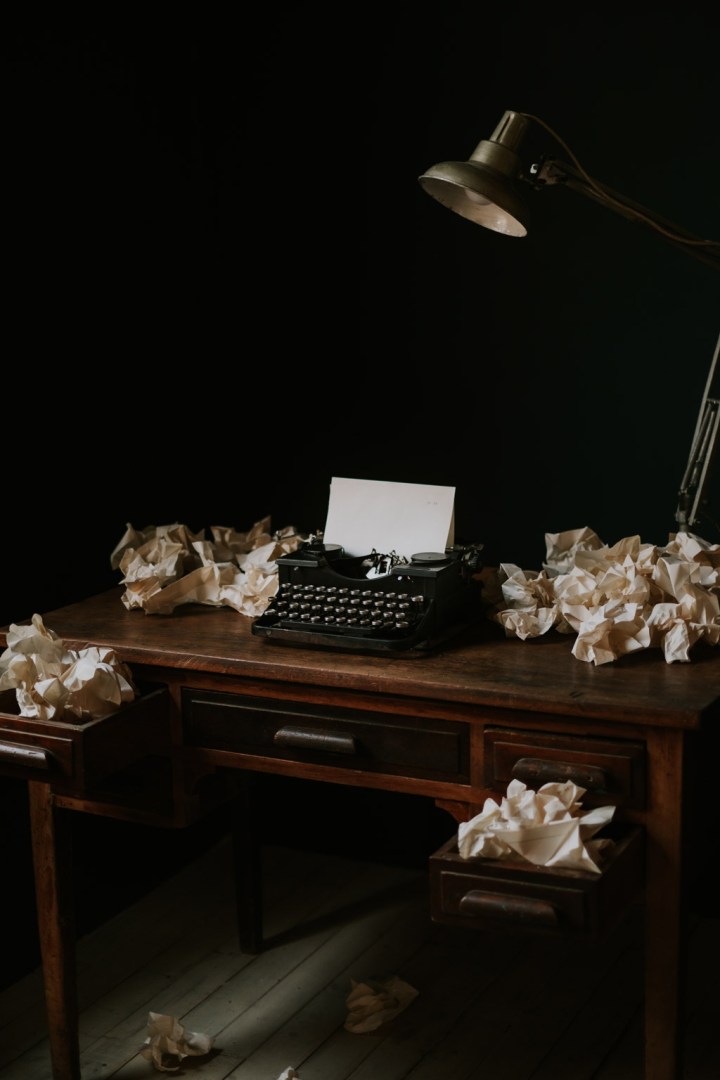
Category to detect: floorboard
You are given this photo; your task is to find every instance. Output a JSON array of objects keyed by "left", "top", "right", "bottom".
[{"left": 0, "top": 838, "right": 716, "bottom": 1079}]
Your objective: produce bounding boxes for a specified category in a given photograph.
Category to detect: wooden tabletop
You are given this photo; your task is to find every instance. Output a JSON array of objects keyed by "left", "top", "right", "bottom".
[{"left": 3, "top": 587, "right": 720, "bottom": 730}]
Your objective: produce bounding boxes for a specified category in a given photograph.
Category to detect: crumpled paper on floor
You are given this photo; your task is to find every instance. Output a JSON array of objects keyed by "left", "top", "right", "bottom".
[
  {"left": 344, "top": 976, "right": 419, "bottom": 1032},
  {"left": 111, "top": 517, "right": 304, "bottom": 617},
  {"left": 491, "top": 526, "right": 720, "bottom": 664},
  {"left": 275, "top": 1069, "right": 301, "bottom": 1080},
  {"left": 0, "top": 613, "right": 136, "bottom": 720},
  {"left": 458, "top": 778, "right": 615, "bottom": 873},
  {"left": 140, "top": 1012, "right": 213, "bottom": 1073}
]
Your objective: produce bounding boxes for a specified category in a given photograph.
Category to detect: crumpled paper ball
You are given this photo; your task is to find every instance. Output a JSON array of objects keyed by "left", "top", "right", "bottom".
[
  {"left": 111, "top": 517, "right": 304, "bottom": 617},
  {"left": 344, "top": 976, "right": 419, "bottom": 1033},
  {"left": 140, "top": 1011, "right": 214, "bottom": 1072},
  {"left": 492, "top": 526, "right": 720, "bottom": 664}
]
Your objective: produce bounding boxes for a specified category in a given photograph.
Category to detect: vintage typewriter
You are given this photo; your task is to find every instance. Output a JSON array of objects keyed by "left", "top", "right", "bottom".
[{"left": 252, "top": 535, "right": 484, "bottom": 653}]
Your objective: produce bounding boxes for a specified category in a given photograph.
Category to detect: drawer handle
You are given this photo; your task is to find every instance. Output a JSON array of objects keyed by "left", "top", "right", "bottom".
[
  {"left": 273, "top": 725, "right": 358, "bottom": 755},
  {"left": 512, "top": 756, "right": 608, "bottom": 791},
  {"left": 458, "top": 889, "right": 558, "bottom": 926},
  {"left": 0, "top": 741, "right": 52, "bottom": 770}
]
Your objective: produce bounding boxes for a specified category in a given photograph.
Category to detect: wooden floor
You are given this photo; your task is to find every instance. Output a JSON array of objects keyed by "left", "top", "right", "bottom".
[{"left": 0, "top": 838, "right": 718, "bottom": 1080}]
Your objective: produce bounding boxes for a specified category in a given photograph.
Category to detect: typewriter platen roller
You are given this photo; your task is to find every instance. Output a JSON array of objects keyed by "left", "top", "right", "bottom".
[{"left": 252, "top": 537, "right": 483, "bottom": 653}]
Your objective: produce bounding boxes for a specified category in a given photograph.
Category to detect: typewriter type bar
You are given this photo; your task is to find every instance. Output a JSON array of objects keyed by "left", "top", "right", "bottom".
[{"left": 252, "top": 538, "right": 483, "bottom": 653}]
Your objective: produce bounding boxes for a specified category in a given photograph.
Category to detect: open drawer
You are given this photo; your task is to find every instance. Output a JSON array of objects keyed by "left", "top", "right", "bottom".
[
  {"left": 0, "top": 685, "right": 170, "bottom": 790},
  {"left": 430, "top": 826, "right": 644, "bottom": 940}
]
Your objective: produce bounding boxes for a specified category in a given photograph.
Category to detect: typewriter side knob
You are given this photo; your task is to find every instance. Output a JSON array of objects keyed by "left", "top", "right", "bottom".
[
  {"left": 410, "top": 552, "right": 449, "bottom": 565},
  {"left": 320, "top": 542, "right": 344, "bottom": 561},
  {"left": 305, "top": 535, "right": 345, "bottom": 561}
]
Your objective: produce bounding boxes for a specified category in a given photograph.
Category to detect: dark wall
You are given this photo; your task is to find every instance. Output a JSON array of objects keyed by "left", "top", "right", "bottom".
[
  {"left": 3, "top": 8, "right": 719, "bottom": 628},
  {"left": 1, "top": 9, "right": 719, "bottom": 986}
]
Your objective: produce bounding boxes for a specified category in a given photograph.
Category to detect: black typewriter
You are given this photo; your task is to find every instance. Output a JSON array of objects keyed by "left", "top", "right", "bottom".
[{"left": 251, "top": 536, "right": 483, "bottom": 653}]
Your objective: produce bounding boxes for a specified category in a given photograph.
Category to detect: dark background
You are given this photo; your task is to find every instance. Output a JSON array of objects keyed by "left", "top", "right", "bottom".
[{"left": 2, "top": 8, "right": 719, "bottom": 987}]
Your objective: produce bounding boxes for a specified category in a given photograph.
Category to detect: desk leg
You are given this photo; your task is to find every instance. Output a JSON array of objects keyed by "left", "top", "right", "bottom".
[
  {"left": 231, "top": 772, "right": 263, "bottom": 953},
  {"left": 28, "top": 781, "right": 80, "bottom": 1080},
  {"left": 644, "top": 729, "right": 687, "bottom": 1080}
]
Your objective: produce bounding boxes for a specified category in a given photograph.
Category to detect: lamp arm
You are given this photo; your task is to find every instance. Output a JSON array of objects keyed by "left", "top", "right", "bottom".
[
  {"left": 527, "top": 157, "right": 720, "bottom": 272},
  {"left": 676, "top": 333, "right": 720, "bottom": 532}
]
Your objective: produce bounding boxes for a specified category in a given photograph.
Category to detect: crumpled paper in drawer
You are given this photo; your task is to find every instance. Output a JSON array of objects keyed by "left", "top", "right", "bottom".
[
  {"left": 0, "top": 613, "right": 136, "bottom": 721},
  {"left": 458, "top": 778, "right": 615, "bottom": 873}
]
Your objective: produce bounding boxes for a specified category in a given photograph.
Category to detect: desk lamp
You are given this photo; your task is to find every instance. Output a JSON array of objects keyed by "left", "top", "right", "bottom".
[{"left": 418, "top": 109, "right": 720, "bottom": 535}]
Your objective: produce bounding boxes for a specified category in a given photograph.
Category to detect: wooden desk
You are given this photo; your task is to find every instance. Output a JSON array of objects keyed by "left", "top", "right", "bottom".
[{"left": 2, "top": 586, "right": 719, "bottom": 1080}]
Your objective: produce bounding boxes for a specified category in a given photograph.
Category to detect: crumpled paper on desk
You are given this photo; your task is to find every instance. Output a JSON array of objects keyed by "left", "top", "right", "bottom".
[
  {"left": 0, "top": 614, "right": 136, "bottom": 720},
  {"left": 140, "top": 1012, "right": 213, "bottom": 1072},
  {"left": 491, "top": 526, "right": 720, "bottom": 664},
  {"left": 344, "top": 975, "right": 419, "bottom": 1032},
  {"left": 111, "top": 517, "right": 304, "bottom": 617},
  {"left": 458, "top": 779, "right": 615, "bottom": 873}
]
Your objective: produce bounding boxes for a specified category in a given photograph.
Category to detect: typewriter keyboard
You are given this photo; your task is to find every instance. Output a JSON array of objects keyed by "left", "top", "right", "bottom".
[{"left": 264, "top": 581, "right": 430, "bottom": 637}]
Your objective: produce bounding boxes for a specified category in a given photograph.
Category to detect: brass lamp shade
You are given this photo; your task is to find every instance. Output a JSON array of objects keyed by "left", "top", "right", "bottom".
[
  {"left": 418, "top": 160, "right": 528, "bottom": 236},
  {"left": 419, "top": 109, "right": 530, "bottom": 236}
]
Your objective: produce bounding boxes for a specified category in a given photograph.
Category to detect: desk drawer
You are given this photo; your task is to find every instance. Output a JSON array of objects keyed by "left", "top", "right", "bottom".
[
  {"left": 484, "top": 728, "right": 646, "bottom": 808},
  {"left": 430, "top": 827, "right": 644, "bottom": 939},
  {"left": 182, "top": 689, "right": 470, "bottom": 783},
  {"left": 0, "top": 687, "right": 169, "bottom": 788}
]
